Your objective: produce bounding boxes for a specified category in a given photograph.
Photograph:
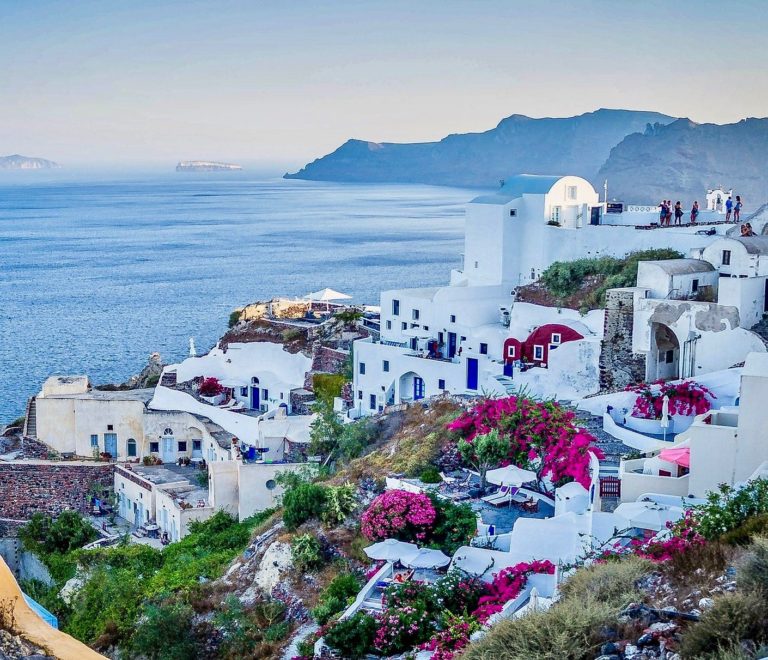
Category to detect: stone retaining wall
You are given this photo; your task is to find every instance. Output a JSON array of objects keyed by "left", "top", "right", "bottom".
[
  {"left": 600, "top": 289, "right": 646, "bottom": 390},
  {"left": 0, "top": 463, "right": 114, "bottom": 522}
]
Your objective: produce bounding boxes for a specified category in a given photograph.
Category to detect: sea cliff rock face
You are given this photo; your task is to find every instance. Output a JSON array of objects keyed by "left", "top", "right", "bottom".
[
  {"left": 176, "top": 160, "right": 243, "bottom": 171},
  {"left": 285, "top": 109, "right": 674, "bottom": 187},
  {"left": 598, "top": 117, "right": 768, "bottom": 204},
  {"left": 0, "top": 154, "right": 60, "bottom": 169}
]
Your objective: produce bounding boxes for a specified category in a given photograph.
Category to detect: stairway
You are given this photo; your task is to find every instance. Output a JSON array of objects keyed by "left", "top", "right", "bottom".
[
  {"left": 23, "top": 396, "right": 37, "bottom": 438},
  {"left": 493, "top": 374, "right": 517, "bottom": 395}
]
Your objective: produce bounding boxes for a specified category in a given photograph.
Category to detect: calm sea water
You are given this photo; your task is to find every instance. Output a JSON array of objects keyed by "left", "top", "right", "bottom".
[{"left": 0, "top": 173, "right": 474, "bottom": 422}]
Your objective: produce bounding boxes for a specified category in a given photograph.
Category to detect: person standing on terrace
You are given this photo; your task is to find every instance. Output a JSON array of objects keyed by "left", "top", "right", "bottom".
[
  {"left": 674, "top": 201, "right": 683, "bottom": 225},
  {"left": 734, "top": 195, "right": 743, "bottom": 223},
  {"left": 725, "top": 196, "right": 734, "bottom": 221},
  {"left": 690, "top": 200, "right": 699, "bottom": 224}
]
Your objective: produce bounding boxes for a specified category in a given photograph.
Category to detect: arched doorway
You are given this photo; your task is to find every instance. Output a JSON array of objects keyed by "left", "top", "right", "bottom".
[
  {"left": 250, "top": 376, "right": 260, "bottom": 409},
  {"left": 398, "top": 371, "right": 425, "bottom": 403},
  {"left": 648, "top": 323, "right": 680, "bottom": 381}
]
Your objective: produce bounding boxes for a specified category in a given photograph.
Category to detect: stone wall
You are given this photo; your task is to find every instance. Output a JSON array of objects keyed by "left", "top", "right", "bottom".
[
  {"left": 599, "top": 289, "right": 646, "bottom": 390},
  {"left": 0, "top": 462, "right": 114, "bottom": 521}
]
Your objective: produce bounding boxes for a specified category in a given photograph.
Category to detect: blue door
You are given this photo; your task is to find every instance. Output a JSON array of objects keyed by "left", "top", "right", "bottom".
[
  {"left": 104, "top": 433, "right": 118, "bottom": 459},
  {"left": 503, "top": 362, "right": 514, "bottom": 377},
  {"left": 466, "top": 358, "right": 479, "bottom": 390},
  {"left": 413, "top": 377, "right": 425, "bottom": 400},
  {"left": 447, "top": 332, "right": 457, "bottom": 358},
  {"left": 250, "top": 385, "right": 260, "bottom": 409}
]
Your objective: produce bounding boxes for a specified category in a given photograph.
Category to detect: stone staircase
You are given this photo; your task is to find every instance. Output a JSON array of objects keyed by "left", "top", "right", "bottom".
[
  {"left": 493, "top": 374, "right": 516, "bottom": 395},
  {"left": 23, "top": 396, "right": 37, "bottom": 438}
]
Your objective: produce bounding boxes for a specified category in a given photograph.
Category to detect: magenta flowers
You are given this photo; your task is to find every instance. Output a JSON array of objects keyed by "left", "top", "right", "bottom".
[
  {"left": 361, "top": 489, "right": 437, "bottom": 542},
  {"left": 472, "top": 559, "right": 556, "bottom": 621},
  {"left": 627, "top": 379, "right": 714, "bottom": 420}
]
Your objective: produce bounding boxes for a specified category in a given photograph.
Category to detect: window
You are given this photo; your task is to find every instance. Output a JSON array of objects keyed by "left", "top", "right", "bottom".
[
  {"left": 178, "top": 441, "right": 187, "bottom": 452},
  {"left": 533, "top": 345, "right": 544, "bottom": 361},
  {"left": 550, "top": 206, "right": 561, "bottom": 224},
  {"left": 474, "top": 261, "right": 479, "bottom": 269},
  {"left": 192, "top": 440, "right": 202, "bottom": 451},
  {"left": 722, "top": 250, "right": 731, "bottom": 266},
  {"left": 127, "top": 439, "right": 137, "bottom": 457},
  {"left": 507, "top": 344, "right": 516, "bottom": 359},
  {"left": 251, "top": 376, "right": 259, "bottom": 385},
  {"left": 370, "top": 394, "right": 377, "bottom": 410},
  {"left": 240, "top": 386, "right": 248, "bottom": 397},
  {"left": 107, "top": 424, "right": 114, "bottom": 431},
  {"left": 692, "top": 279, "right": 699, "bottom": 292},
  {"left": 266, "top": 479, "right": 277, "bottom": 490},
  {"left": 401, "top": 322, "right": 407, "bottom": 331},
  {"left": 383, "top": 360, "right": 390, "bottom": 372},
  {"left": 412, "top": 309, "right": 420, "bottom": 320},
  {"left": 509, "top": 209, "right": 517, "bottom": 217},
  {"left": 163, "top": 428, "right": 173, "bottom": 436},
  {"left": 150, "top": 441, "right": 159, "bottom": 453},
  {"left": 423, "top": 325, "right": 429, "bottom": 331},
  {"left": 480, "top": 343, "right": 488, "bottom": 355},
  {"left": 392, "top": 299, "right": 400, "bottom": 315},
  {"left": 90, "top": 434, "right": 99, "bottom": 448},
  {"left": 438, "top": 379, "right": 446, "bottom": 390},
  {"left": 461, "top": 336, "right": 466, "bottom": 342},
  {"left": 450, "top": 314, "right": 456, "bottom": 323},
  {"left": 358, "top": 390, "right": 363, "bottom": 400},
  {"left": 665, "top": 349, "right": 674, "bottom": 364},
  {"left": 359, "top": 362, "right": 366, "bottom": 375},
  {"left": 262, "top": 388, "right": 269, "bottom": 401},
  {"left": 551, "top": 333, "right": 562, "bottom": 345},
  {"left": 280, "top": 392, "right": 284, "bottom": 400},
  {"left": 386, "top": 320, "right": 392, "bottom": 330},
  {"left": 566, "top": 185, "right": 578, "bottom": 200}
]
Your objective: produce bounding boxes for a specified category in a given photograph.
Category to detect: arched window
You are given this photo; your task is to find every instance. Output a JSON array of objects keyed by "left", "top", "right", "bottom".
[
  {"left": 251, "top": 376, "right": 260, "bottom": 385},
  {"left": 265, "top": 479, "right": 277, "bottom": 490},
  {"left": 127, "top": 439, "right": 137, "bottom": 457},
  {"left": 163, "top": 428, "right": 173, "bottom": 436}
]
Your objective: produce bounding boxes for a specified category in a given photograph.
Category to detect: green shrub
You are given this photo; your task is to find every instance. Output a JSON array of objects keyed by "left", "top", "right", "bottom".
[
  {"left": 19, "top": 510, "right": 98, "bottom": 556},
  {"left": 128, "top": 601, "right": 197, "bottom": 660},
  {"left": 559, "top": 555, "right": 651, "bottom": 607},
  {"left": 291, "top": 534, "right": 323, "bottom": 571},
  {"left": 428, "top": 494, "right": 477, "bottom": 554},
  {"left": 282, "top": 482, "right": 328, "bottom": 530},
  {"left": 338, "top": 418, "right": 378, "bottom": 461},
  {"left": 321, "top": 483, "right": 358, "bottom": 526},
  {"left": 722, "top": 514, "right": 768, "bottom": 546},
  {"left": 228, "top": 309, "right": 241, "bottom": 328},
  {"left": 695, "top": 480, "right": 768, "bottom": 540},
  {"left": 324, "top": 611, "right": 378, "bottom": 659},
  {"left": 681, "top": 591, "right": 768, "bottom": 659},
  {"left": 737, "top": 536, "right": 768, "bottom": 597},
  {"left": 264, "top": 620, "right": 290, "bottom": 642},
  {"left": 419, "top": 467, "right": 442, "bottom": 484},
  {"left": 313, "top": 372, "right": 347, "bottom": 405},
  {"left": 312, "top": 573, "right": 362, "bottom": 625}
]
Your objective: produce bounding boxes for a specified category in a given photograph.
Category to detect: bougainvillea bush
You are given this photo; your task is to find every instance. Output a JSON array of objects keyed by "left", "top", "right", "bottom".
[
  {"left": 360, "top": 489, "right": 437, "bottom": 542},
  {"left": 627, "top": 379, "right": 714, "bottom": 420},
  {"left": 472, "top": 559, "right": 556, "bottom": 622},
  {"left": 198, "top": 376, "right": 224, "bottom": 397},
  {"left": 447, "top": 396, "right": 602, "bottom": 491},
  {"left": 419, "top": 613, "right": 481, "bottom": 660}
]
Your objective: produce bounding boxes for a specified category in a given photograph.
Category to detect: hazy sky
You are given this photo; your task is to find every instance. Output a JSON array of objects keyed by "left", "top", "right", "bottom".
[{"left": 1, "top": 0, "right": 766, "bottom": 168}]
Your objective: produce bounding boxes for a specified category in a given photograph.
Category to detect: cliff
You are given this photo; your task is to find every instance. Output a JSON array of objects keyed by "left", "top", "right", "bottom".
[
  {"left": 598, "top": 117, "right": 768, "bottom": 204},
  {"left": 0, "top": 154, "right": 60, "bottom": 170},
  {"left": 285, "top": 109, "right": 674, "bottom": 188}
]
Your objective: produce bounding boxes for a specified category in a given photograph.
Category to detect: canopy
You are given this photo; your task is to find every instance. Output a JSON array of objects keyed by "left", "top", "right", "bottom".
[
  {"left": 304, "top": 288, "right": 352, "bottom": 302},
  {"left": 363, "top": 538, "right": 418, "bottom": 563},
  {"left": 659, "top": 447, "right": 691, "bottom": 468},
  {"left": 614, "top": 501, "right": 685, "bottom": 532},
  {"left": 402, "top": 548, "right": 451, "bottom": 569},
  {"left": 486, "top": 465, "right": 537, "bottom": 487}
]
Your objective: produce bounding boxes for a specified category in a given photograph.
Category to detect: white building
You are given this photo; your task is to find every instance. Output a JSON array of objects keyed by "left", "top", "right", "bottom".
[
  {"left": 620, "top": 353, "right": 768, "bottom": 502},
  {"left": 353, "top": 174, "right": 737, "bottom": 412}
]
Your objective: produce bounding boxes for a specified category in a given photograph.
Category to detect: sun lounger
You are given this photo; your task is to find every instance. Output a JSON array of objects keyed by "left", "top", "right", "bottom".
[
  {"left": 481, "top": 485, "right": 517, "bottom": 506},
  {"left": 439, "top": 471, "right": 457, "bottom": 484}
]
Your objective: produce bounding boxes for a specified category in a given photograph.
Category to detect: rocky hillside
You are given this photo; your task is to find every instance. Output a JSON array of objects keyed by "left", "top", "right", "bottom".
[
  {"left": 599, "top": 118, "right": 768, "bottom": 204},
  {"left": 0, "top": 154, "right": 60, "bottom": 170},
  {"left": 285, "top": 109, "right": 673, "bottom": 188}
]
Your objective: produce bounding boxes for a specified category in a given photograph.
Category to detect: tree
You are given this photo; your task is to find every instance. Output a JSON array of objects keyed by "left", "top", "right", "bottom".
[{"left": 457, "top": 429, "right": 510, "bottom": 490}]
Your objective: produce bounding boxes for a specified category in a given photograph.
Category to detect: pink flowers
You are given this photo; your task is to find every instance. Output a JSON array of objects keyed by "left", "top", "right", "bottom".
[
  {"left": 198, "top": 376, "right": 224, "bottom": 397},
  {"left": 472, "top": 559, "right": 555, "bottom": 622},
  {"left": 627, "top": 380, "right": 714, "bottom": 420},
  {"left": 361, "top": 490, "right": 437, "bottom": 542},
  {"left": 447, "top": 396, "right": 603, "bottom": 491}
]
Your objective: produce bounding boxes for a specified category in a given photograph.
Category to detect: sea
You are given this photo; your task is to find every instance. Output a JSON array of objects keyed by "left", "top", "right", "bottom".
[{"left": 0, "top": 172, "right": 475, "bottom": 423}]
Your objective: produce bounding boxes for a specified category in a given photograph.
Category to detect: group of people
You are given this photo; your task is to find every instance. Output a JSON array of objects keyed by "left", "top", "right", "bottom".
[
  {"left": 740, "top": 223, "right": 757, "bottom": 237},
  {"left": 658, "top": 195, "right": 743, "bottom": 227},
  {"left": 658, "top": 200, "right": 699, "bottom": 226}
]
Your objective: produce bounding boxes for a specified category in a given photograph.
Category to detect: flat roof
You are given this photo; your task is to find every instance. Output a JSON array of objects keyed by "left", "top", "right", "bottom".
[
  {"left": 44, "top": 388, "right": 155, "bottom": 403},
  {"left": 119, "top": 465, "right": 190, "bottom": 485},
  {"left": 641, "top": 259, "right": 716, "bottom": 275}
]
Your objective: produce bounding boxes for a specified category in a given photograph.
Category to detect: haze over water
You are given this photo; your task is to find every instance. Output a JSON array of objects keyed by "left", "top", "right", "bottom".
[{"left": 0, "top": 173, "right": 472, "bottom": 422}]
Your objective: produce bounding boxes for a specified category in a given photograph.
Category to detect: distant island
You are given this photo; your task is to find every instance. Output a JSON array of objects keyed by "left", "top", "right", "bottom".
[
  {"left": 0, "top": 154, "right": 60, "bottom": 170},
  {"left": 176, "top": 160, "right": 243, "bottom": 172}
]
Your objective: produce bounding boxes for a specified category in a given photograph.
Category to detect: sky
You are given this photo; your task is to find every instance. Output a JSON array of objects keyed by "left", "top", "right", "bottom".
[{"left": 1, "top": 0, "right": 766, "bottom": 170}]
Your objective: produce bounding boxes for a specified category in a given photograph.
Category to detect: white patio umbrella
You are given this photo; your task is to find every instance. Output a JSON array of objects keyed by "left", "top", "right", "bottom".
[
  {"left": 614, "top": 501, "right": 685, "bottom": 532},
  {"left": 660, "top": 395, "right": 670, "bottom": 441},
  {"left": 402, "top": 548, "right": 451, "bottom": 569},
  {"left": 363, "top": 538, "right": 418, "bottom": 563},
  {"left": 304, "top": 287, "right": 353, "bottom": 311},
  {"left": 486, "top": 465, "right": 537, "bottom": 487}
]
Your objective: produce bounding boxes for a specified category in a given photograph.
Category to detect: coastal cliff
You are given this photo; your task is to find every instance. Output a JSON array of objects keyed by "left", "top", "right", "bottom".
[{"left": 0, "top": 154, "right": 60, "bottom": 170}]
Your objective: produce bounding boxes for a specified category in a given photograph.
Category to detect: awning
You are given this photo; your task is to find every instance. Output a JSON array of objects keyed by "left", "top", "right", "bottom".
[
  {"left": 304, "top": 288, "right": 352, "bottom": 302},
  {"left": 659, "top": 447, "right": 690, "bottom": 468}
]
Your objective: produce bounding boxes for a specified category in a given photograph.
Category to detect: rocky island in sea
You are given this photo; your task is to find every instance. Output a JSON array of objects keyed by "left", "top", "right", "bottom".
[
  {"left": 176, "top": 160, "right": 243, "bottom": 171},
  {"left": 0, "top": 154, "right": 60, "bottom": 169}
]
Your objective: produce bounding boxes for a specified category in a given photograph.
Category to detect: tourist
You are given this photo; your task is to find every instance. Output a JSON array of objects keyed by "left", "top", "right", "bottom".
[
  {"left": 666, "top": 200, "right": 673, "bottom": 226},
  {"left": 674, "top": 201, "right": 683, "bottom": 225},
  {"left": 690, "top": 200, "right": 699, "bottom": 224},
  {"left": 735, "top": 195, "right": 743, "bottom": 222},
  {"left": 746, "top": 222, "right": 756, "bottom": 237},
  {"left": 740, "top": 224, "right": 748, "bottom": 236},
  {"left": 659, "top": 201, "right": 667, "bottom": 226},
  {"left": 725, "top": 196, "right": 734, "bottom": 221}
]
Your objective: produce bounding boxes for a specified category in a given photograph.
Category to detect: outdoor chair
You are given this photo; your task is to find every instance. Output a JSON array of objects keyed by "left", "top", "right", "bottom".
[
  {"left": 481, "top": 485, "right": 517, "bottom": 506},
  {"left": 439, "top": 471, "right": 457, "bottom": 484}
]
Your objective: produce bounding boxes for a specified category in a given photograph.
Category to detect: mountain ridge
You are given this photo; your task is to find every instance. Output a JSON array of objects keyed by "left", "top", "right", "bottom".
[{"left": 0, "top": 154, "right": 60, "bottom": 170}]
